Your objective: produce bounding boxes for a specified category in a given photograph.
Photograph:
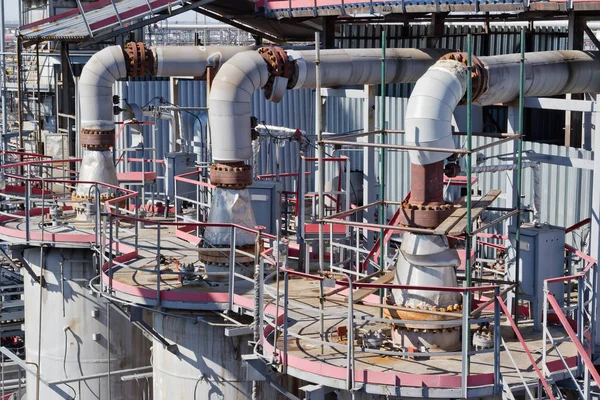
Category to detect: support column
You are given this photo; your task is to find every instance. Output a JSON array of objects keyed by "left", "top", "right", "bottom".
[
  {"left": 360, "top": 85, "right": 376, "bottom": 248},
  {"left": 590, "top": 100, "right": 600, "bottom": 351},
  {"left": 169, "top": 77, "right": 180, "bottom": 153},
  {"left": 504, "top": 106, "right": 519, "bottom": 229},
  {"left": 426, "top": 13, "right": 446, "bottom": 48},
  {"left": 566, "top": 13, "right": 584, "bottom": 148},
  {"left": 59, "top": 42, "right": 75, "bottom": 158},
  {"left": 322, "top": 17, "right": 336, "bottom": 49}
]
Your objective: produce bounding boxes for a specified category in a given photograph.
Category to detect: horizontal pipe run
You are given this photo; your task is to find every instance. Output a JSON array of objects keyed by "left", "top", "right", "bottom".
[
  {"left": 319, "top": 218, "right": 435, "bottom": 234},
  {"left": 471, "top": 209, "right": 520, "bottom": 235},
  {"left": 469, "top": 135, "right": 521, "bottom": 154},
  {"left": 319, "top": 140, "right": 469, "bottom": 154},
  {"left": 325, "top": 200, "right": 383, "bottom": 220}
]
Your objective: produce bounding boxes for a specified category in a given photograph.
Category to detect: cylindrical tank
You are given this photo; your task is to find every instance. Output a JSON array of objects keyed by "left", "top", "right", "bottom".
[
  {"left": 152, "top": 312, "right": 280, "bottom": 400},
  {"left": 22, "top": 247, "right": 150, "bottom": 400},
  {"left": 390, "top": 234, "right": 462, "bottom": 350}
]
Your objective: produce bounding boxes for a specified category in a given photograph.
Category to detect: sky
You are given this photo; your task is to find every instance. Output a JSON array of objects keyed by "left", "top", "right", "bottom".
[{"left": 4, "top": 6, "right": 205, "bottom": 24}]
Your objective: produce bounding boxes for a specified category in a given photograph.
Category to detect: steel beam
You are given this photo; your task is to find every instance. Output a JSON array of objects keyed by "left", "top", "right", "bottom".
[{"left": 361, "top": 85, "right": 377, "bottom": 248}]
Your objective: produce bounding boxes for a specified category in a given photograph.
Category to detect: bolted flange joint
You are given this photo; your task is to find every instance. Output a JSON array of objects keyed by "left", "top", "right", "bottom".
[
  {"left": 123, "top": 42, "right": 155, "bottom": 77},
  {"left": 80, "top": 128, "right": 115, "bottom": 150},
  {"left": 439, "top": 52, "right": 487, "bottom": 102},
  {"left": 258, "top": 46, "right": 295, "bottom": 100},
  {"left": 210, "top": 162, "right": 253, "bottom": 189}
]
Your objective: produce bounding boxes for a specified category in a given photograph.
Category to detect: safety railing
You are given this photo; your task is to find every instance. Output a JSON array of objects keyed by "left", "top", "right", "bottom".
[
  {"left": 173, "top": 167, "right": 213, "bottom": 225},
  {"left": 542, "top": 243, "right": 599, "bottom": 399},
  {"left": 497, "top": 297, "right": 557, "bottom": 400},
  {"left": 257, "top": 259, "right": 505, "bottom": 397},
  {"left": 94, "top": 209, "right": 277, "bottom": 313}
]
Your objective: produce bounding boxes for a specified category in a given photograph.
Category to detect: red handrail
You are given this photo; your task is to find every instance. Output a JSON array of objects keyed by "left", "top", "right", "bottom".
[
  {"left": 497, "top": 297, "right": 557, "bottom": 400},
  {"left": 546, "top": 293, "right": 600, "bottom": 387}
]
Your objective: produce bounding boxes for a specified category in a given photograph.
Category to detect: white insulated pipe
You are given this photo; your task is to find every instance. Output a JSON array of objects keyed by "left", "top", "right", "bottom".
[
  {"left": 79, "top": 46, "right": 128, "bottom": 131},
  {"left": 404, "top": 60, "right": 468, "bottom": 166},
  {"left": 292, "top": 48, "right": 449, "bottom": 89},
  {"left": 154, "top": 46, "right": 254, "bottom": 77},
  {"left": 209, "top": 48, "right": 449, "bottom": 163},
  {"left": 406, "top": 51, "right": 600, "bottom": 167},
  {"left": 477, "top": 51, "right": 600, "bottom": 106},
  {"left": 79, "top": 45, "right": 252, "bottom": 133},
  {"left": 209, "top": 51, "right": 270, "bottom": 162}
]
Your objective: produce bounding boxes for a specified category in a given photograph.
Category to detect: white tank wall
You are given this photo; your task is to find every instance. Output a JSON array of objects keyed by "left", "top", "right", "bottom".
[
  {"left": 22, "top": 247, "right": 151, "bottom": 400},
  {"left": 152, "top": 312, "right": 280, "bottom": 400}
]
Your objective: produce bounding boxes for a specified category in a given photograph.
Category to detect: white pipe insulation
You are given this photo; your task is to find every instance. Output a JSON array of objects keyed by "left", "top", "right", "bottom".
[
  {"left": 79, "top": 46, "right": 128, "bottom": 131},
  {"left": 208, "top": 48, "right": 449, "bottom": 163},
  {"left": 476, "top": 51, "right": 600, "bottom": 106},
  {"left": 404, "top": 60, "right": 468, "bottom": 166},
  {"left": 75, "top": 45, "right": 252, "bottom": 198}
]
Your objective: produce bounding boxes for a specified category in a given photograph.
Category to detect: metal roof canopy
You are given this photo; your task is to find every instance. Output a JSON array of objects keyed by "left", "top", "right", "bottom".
[{"left": 18, "top": 0, "right": 222, "bottom": 47}]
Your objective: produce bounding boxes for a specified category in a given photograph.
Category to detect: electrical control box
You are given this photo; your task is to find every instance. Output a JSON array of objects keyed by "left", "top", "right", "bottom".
[
  {"left": 164, "top": 152, "right": 196, "bottom": 200},
  {"left": 506, "top": 223, "right": 565, "bottom": 331},
  {"left": 248, "top": 180, "right": 281, "bottom": 236}
]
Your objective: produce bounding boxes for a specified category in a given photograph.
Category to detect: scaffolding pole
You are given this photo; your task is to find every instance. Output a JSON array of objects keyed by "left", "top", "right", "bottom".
[
  {"left": 378, "top": 29, "right": 386, "bottom": 317},
  {"left": 514, "top": 28, "right": 526, "bottom": 332},
  {"left": 461, "top": 32, "right": 474, "bottom": 396}
]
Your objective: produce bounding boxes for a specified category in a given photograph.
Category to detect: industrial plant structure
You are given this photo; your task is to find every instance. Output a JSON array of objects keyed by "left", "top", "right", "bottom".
[{"left": 1, "top": 1, "right": 600, "bottom": 399}]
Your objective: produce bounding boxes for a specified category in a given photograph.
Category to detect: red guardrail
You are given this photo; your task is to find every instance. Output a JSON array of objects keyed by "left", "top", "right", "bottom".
[{"left": 497, "top": 297, "right": 557, "bottom": 400}]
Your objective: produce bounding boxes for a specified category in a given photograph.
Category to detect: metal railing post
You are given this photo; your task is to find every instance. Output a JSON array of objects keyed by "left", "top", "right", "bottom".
[
  {"left": 494, "top": 286, "right": 501, "bottom": 394},
  {"left": 346, "top": 275, "right": 354, "bottom": 392},
  {"left": 259, "top": 256, "right": 265, "bottom": 347},
  {"left": 228, "top": 226, "right": 236, "bottom": 312},
  {"left": 25, "top": 178, "right": 30, "bottom": 242},
  {"left": 282, "top": 271, "right": 289, "bottom": 374},
  {"left": 108, "top": 213, "right": 114, "bottom": 294},
  {"left": 134, "top": 203, "right": 139, "bottom": 249},
  {"left": 461, "top": 287, "right": 469, "bottom": 398},
  {"left": 578, "top": 274, "right": 585, "bottom": 371},
  {"left": 542, "top": 281, "right": 549, "bottom": 373},
  {"left": 155, "top": 222, "right": 161, "bottom": 306}
]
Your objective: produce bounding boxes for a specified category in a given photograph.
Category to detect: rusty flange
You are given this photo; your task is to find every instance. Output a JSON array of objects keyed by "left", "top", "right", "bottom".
[
  {"left": 210, "top": 162, "right": 253, "bottom": 189},
  {"left": 258, "top": 46, "right": 295, "bottom": 99},
  {"left": 197, "top": 244, "right": 257, "bottom": 265},
  {"left": 124, "top": 42, "right": 155, "bottom": 77},
  {"left": 440, "top": 52, "right": 487, "bottom": 101},
  {"left": 80, "top": 128, "right": 115, "bottom": 150},
  {"left": 71, "top": 192, "right": 126, "bottom": 208},
  {"left": 397, "top": 201, "right": 454, "bottom": 229}
]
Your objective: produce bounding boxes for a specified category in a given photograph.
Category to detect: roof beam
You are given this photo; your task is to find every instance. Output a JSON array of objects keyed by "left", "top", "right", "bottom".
[
  {"left": 78, "top": 0, "right": 216, "bottom": 48},
  {"left": 190, "top": 5, "right": 285, "bottom": 43}
]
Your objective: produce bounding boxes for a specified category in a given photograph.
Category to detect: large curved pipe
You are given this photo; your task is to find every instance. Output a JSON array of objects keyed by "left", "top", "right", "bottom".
[
  {"left": 208, "top": 48, "right": 449, "bottom": 167},
  {"left": 402, "top": 50, "right": 600, "bottom": 224},
  {"left": 75, "top": 44, "right": 252, "bottom": 198}
]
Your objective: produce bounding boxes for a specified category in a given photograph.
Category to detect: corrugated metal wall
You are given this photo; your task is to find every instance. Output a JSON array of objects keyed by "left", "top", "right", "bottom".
[{"left": 112, "top": 24, "right": 591, "bottom": 232}]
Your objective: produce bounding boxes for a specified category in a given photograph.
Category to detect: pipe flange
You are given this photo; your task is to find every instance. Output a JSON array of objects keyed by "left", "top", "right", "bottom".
[
  {"left": 440, "top": 52, "right": 487, "bottom": 101},
  {"left": 124, "top": 42, "right": 155, "bottom": 77},
  {"left": 80, "top": 128, "right": 115, "bottom": 150},
  {"left": 198, "top": 244, "right": 259, "bottom": 265},
  {"left": 210, "top": 162, "right": 253, "bottom": 189},
  {"left": 258, "top": 46, "right": 295, "bottom": 100},
  {"left": 397, "top": 201, "right": 454, "bottom": 229}
]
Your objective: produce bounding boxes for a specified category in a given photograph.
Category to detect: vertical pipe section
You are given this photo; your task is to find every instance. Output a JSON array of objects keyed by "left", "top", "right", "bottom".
[
  {"left": 514, "top": 29, "right": 526, "bottom": 331},
  {"left": 0, "top": 0, "right": 6, "bottom": 155},
  {"left": 16, "top": 37, "right": 23, "bottom": 151},
  {"left": 378, "top": 30, "right": 387, "bottom": 316},
  {"left": 462, "top": 33, "right": 474, "bottom": 395},
  {"left": 316, "top": 32, "right": 324, "bottom": 273}
]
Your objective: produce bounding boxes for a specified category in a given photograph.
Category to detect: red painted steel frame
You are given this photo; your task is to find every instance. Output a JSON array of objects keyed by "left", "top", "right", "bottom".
[
  {"left": 546, "top": 293, "right": 600, "bottom": 388},
  {"left": 497, "top": 297, "right": 557, "bottom": 400}
]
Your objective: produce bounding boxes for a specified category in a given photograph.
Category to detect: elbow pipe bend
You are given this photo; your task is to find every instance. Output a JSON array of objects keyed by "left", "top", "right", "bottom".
[
  {"left": 207, "top": 47, "right": 449, "bottom": 188},
  {"left": 405, "top": 59, "right": 468, "bottom": 167}
]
